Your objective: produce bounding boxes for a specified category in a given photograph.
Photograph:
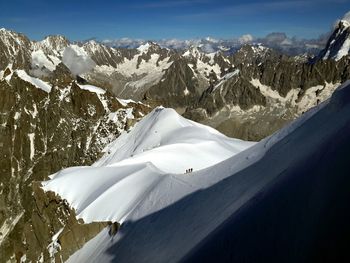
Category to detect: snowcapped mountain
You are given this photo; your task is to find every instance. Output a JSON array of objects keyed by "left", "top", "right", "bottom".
[
  {"left": 0, "top": 26, "right": 347, "bottom": 134},
  {"left": 318, "top": 14, "right": 350, "bottom": 61},
  {"left": 44, "top": 80, "right": 350, "bottom": 263}
]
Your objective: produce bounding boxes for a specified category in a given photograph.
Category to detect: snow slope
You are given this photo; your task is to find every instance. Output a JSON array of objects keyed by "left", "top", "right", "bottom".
[
  {"left": 42, "top": 107, "right": 254, "bottom": 223},
  {"left": 31, "top": 49, "right": 58, "bottom": 71},
  {"left": 16, "top": 70, "right": 52, "bottom": 92},
  {"left": 44, "top": 81, "right": 350, "bottom": 263}
]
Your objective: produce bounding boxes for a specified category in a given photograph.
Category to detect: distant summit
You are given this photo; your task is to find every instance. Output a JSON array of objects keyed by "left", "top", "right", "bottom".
[{"left": 317, "top": 12, "right": 350, "bottom": 61}]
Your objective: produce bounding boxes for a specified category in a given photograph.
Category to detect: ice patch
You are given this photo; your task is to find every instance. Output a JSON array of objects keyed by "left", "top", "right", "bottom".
[
  {"left": 213, "top": 69, "right": 240, "bottom": 91},
  {"left": 78, "top": 84, "right": 106, "bottom": 94},
  {"left": 48, "top": 228, "right": 64, "bottom": 258},
  {"left": 117, "top": 98, "right": 136, "bottom": 106},
  {"left": 28, "top": 133, "right": 35, "bottom": 160}
]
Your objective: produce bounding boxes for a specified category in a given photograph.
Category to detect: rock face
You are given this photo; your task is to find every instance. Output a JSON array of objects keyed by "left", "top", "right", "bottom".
[
  {"left": 82, "top": 40, "right": 137, "bottom": 68},
  {"left": 184, "top": 43, "right": 350, "bottom": 140},
  {"left": 144, "top": 58, "right": 200, "bottom": 110},
  {"left": 0, "top": 65, "right": 149, "bottom": 262},
  {"left": 0, "top": 28, "right": 32, "bottom": 70}
]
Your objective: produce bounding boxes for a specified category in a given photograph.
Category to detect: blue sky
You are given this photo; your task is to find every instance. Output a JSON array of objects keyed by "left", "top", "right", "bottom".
[{"left": 0, "top": 0, "right": 349, "bottom": 41}]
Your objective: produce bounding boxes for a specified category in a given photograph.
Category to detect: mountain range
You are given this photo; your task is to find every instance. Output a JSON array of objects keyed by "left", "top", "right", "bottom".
[
  {"left": 2, "top": 17, "right": 350, "bottom": 142},
  {"left": 0, "top": 11, "right": 350, "bottom": 263},
  {"left": 100, "top": 32, "right": 328, "bottom": 57}
]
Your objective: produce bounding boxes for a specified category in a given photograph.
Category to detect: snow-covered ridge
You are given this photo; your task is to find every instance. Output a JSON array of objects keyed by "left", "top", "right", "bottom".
[
  {"left": 65, "top": 81, "right": 350, "bottom": 263},
  {"left": 9, "top": 69, "right": 52, "bottom": 93},
  {"left": 117, "top": 98, "right": 138, "bottom": 106},
  {"left": 42, "top": 107, "right": 254, "bottom": 223},
  {"left": 77, "top": 84, "right": 106, "bottom": 94}
]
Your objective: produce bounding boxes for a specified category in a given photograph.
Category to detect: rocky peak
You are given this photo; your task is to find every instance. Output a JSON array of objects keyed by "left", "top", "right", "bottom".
[
  {"left": 137, "top": 41, "right": 162, "bottom": 54},
  {"left": 135, "top": 41, "right": 173, "bottom": 68},
  {"left": 80, "top": 41, "right": 126, "bottom": 68},
  {"left": 0, "top": 28, "right": 31, "bottom": 48},
  {"left": 0, "top": 28, "right": 32, "bottom": 70},
  {"left": 317, "top": 19, "right": 350, "bottom": 61},
  {"left": 83, "top": 40, "right": 107, "bottom": 53},
  {"left": 145, "top": 57, "right": 199, "bottom": 107},
  {"left": 183, "top": 45, "right": 203, "bottom": 60},
  {"left": 230, "top": 44, "right": 277, "bottom": 67},
  {"left": 136, "top": 41, "right": 173, "bottom": 60},
  {"left": 235, "top": 44, "right": 269, "bottom": 58},
  {"left": 34, "top": 35, "right": 70, "bottom": 53}
]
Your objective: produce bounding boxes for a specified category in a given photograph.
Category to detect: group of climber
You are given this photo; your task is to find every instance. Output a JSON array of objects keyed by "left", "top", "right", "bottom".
[{"left": 185, "top": 168, "right": 193, "bottom": 174}]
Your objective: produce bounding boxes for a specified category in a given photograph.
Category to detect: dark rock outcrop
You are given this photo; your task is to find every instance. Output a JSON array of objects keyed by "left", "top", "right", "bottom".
[{"left": 0, "top": 72, "right": 149, "bottom": 262}]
